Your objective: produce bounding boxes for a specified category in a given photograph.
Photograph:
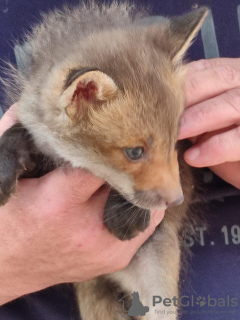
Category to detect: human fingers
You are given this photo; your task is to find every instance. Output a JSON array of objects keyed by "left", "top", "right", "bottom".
[
  {"left": 183, "top": 126, "right": 240, "bottom": 167},
  {"left": 186, "top": 58, "right": 240, "bottom": 75},
  {"left": 185, "top": 59, "right": 240, "bottom": 107},
  {"left": 179, "top": 89, "right": 240, "bottom": 140}
]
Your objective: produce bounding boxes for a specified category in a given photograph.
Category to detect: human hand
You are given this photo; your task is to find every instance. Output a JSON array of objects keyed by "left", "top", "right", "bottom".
[
  {"left": 0, "top": 104, "right": 164, "bottom": 305},
  {"left": 179, "top": 58, "right": 240, "bottom": 189}
]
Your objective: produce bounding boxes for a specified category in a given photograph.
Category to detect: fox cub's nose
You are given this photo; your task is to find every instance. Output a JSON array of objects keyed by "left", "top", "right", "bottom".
[
  {"left": 166, "top": 193, "right": 184, "bottom": 207},
  {"left": 135, "top": 188, "right": 184, "bottom": 209}
]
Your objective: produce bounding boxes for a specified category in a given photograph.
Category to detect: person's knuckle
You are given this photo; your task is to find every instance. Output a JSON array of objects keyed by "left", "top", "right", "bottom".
[
  {"left": 224, "top": 89, "right": 240, "bottom": 115},
  {"left": 234, "top": 126, "right": 240, "bottom": 143},
  {"left": 191, "top": 105, "right": 207, "bottom": 123},
  {"left": 206, "top": 134, "right": 223, "bottom": 157},
  {"left": 214, "top": 134, "right": 224, "bottom": 148},
  {"left": 187, "top": 76, "right": 200, "bottom": 97},
  {"left": 215, "top": 65, "right": 240, "bottom": 87}
]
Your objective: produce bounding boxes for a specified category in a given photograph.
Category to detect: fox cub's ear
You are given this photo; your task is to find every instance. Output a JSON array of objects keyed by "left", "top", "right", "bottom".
[
  {"left": 167, "top": 7, "right": 209, "bottom": 63},
  {"left": 61, "top": 68, "right": 118, "bottom": 120}
]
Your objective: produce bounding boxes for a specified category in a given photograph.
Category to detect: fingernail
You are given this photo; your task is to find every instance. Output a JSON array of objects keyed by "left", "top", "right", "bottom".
[
  {"left": 191, "top": 60, "right": 208, "bottom": 71},
  {"left": 185, "top": 147, "right": 200, "bottom": 162}
]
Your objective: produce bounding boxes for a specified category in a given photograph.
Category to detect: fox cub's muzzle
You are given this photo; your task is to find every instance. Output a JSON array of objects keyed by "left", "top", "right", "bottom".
[{"left": 134, "top": 187, "right": 184, "bottom": 210}]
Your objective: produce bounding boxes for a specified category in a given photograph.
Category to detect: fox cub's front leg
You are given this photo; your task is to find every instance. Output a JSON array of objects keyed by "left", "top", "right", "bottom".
[{"left": 0, "top": 123, "right": 39, "bottom": 205}]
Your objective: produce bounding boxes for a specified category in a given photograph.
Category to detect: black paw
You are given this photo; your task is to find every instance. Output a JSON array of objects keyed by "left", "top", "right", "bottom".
[
  {"left": 0, "top": 123, "right": 38, "bottom": 206},
  {"left": 0, "top": 155, "right": 20, "bottom": 205},
  {"left": 104, "top": 190, "right": 150, "bottom": 240}
]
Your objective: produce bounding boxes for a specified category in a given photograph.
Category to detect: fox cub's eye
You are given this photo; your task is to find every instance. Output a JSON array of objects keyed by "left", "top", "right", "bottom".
[{"left": 124, "top": 147, "right": 144, "bottom": 161}]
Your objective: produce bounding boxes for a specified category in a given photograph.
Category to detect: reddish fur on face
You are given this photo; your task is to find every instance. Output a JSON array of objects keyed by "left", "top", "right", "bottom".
[
  {"left": 94, "top": 137, "right": 182, "bottom": 202},
  {"left": 75, "top": 63, "right": 185, "bottom": 202}
]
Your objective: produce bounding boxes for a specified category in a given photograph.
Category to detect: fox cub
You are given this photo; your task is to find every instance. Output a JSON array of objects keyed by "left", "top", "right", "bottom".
[{"left": 0, "top": 2, "right": 208, "bottom": 320}]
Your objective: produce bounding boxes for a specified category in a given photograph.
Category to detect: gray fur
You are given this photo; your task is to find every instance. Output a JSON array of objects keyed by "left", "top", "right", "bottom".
[{"left": 0, "top": 2, "right": 209, "bottom": 320}]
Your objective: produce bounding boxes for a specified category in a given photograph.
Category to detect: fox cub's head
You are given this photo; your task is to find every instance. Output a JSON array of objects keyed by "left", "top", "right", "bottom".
[{"left": 29, "top": 7, "right": 208, "bottom": 210}]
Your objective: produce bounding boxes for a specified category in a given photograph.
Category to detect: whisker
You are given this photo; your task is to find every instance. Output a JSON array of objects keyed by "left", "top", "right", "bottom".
[
  {"left": 103, "top": 203, "right": 134, "bottom": 224},
  {"left": 121, "top": 208, "right": 141, "bottom": 240}
]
